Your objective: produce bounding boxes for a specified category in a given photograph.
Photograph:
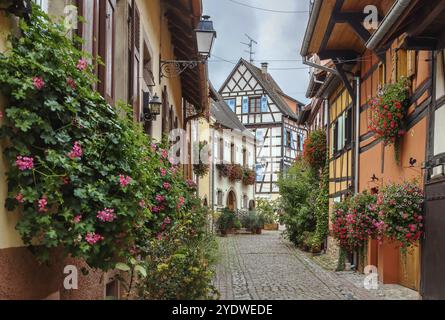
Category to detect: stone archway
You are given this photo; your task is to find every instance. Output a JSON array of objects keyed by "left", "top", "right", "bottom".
[{"left": 226, "top": 190, "right": 237, "bottom": 211}]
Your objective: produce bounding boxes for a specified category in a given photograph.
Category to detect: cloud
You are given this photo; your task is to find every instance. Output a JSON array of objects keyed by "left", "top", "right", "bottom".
[{"left": 203, "top": 0, "right": 310, "bottom": 103}]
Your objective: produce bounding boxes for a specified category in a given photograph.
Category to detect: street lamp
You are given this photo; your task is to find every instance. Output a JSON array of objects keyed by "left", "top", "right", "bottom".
[
  {"left": 160, "top": 15, "right": 217, "bottom": 79},
  {"left": 195, "top": 15, "right": 217, "bottom": 59},
  {"left": 142, "top": 92, "right": 162, "bottom": 122}
]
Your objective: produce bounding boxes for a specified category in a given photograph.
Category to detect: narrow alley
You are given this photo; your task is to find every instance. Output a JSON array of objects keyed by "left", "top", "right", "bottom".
[{"left": 215, "top": 231, "right": 419, "bottom": 300}]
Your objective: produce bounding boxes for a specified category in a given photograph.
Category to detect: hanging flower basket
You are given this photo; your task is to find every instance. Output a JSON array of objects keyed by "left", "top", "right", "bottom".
[
  {"left": 376, "top": 181, "right": 424, "bottom": 251},
  {"left": 193, "top": 163, "right": 209, "bottom": 178},
  {"left": 368, "top": 77, "right": 410, "bottom": 164},
  {"left": 242, "top": 168, "right": 256, "bottom": 186},
  {"left": 303, "top": 129, "right": 327, "bottom": 171}
]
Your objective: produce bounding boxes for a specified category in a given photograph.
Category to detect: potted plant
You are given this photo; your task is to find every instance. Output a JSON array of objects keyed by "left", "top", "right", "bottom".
[
  {"left": 216, "top": 208, "right": 239, "bottom": 236},
  {"left": 257, "top": 199, "right": 278, "bottom": 230}
]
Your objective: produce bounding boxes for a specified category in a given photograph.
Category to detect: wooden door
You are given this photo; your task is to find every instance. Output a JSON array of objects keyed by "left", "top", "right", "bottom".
[
  {"left": 421, "top": 179, "right": 445, "bottom": 299},
  {"left": 399, "top": 245, "right": 420, "bottom": 290}
]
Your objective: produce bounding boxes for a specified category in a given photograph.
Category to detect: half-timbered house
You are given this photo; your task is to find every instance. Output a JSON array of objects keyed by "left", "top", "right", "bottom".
[
  {"left": 301, "top": 0, "right": 434, "bottom": 294},
  {"left": 219, "top": 59, "right": 306, "bottom": 199}
]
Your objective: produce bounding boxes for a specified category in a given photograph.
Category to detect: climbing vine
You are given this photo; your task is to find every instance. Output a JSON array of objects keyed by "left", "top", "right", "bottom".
[{"left": 0, "top": 6, "right": 195, "bottom": 270}]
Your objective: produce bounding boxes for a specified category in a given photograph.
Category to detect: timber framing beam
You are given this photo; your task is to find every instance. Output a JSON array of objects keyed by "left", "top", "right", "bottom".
[
  {"left": 333, "top": 60, "right": 354, "bottom": 99},
  {"left": 333, "top": 12, "right": 371, "bottom": 43}
]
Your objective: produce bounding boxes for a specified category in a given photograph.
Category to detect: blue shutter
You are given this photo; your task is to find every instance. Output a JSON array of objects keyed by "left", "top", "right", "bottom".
[
  {"left": 283, "top": 129, "right": 287, "bottom": 146},
  {"left": 256, "top": 164, "right": 264, "bottom": 181},
  {"left": 261, "top": 95, "right": 268, "bottom": 112},
  {"left": 242, "top": 96, "right": 249, "bottom": 114}
]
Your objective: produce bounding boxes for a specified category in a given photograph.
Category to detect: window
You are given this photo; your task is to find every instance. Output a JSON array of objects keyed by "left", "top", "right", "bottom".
[
  {"left": 225, "top": 99, "right": 236, "bottom": 112},
  {"left": 219, "top": 138, "right": 224, "bottom": 162},
  {"left": 286, "top": 129, "right": 292, "bottom": 147},
  {"left": 217, "top": 190, "right": 223, "bottom": 206},
  {"left": 345, "top": 108, "right": 353, "bottom": 147},
  {"left": 297, "top": 134, "right": 301, "bottom": 151},
  {"left": 230, "top": 143, "right": 235, "bottom": 164},
  {"left": 249, "top": 97, "right": 261, "bottom": 113},
  {"left": 333, "top": 114, "right": 346, "bottom": 155},
  {"left": 33, "top": 0, "right": 49, "bottom": 13},
  {"left": 78, "top": 0, "right": 99, "bottom": 84},
  {"left": 242, "top": 148, "right": 247, "bottom": 167},
  {"left": 243, "top": 195, "right": 248, "bottom": 209}
]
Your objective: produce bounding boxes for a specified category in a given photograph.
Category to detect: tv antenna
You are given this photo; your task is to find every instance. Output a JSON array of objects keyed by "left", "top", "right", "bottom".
[{"left": 241, "top": 34, "right": 258, "bottom": 64}]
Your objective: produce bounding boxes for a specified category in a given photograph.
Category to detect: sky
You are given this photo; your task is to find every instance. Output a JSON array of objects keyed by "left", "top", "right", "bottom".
[{"left": 203, "top": 0, "right": 311, "bottom": 104}]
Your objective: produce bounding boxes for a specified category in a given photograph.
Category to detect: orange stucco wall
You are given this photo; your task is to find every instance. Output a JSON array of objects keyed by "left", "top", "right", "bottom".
[{"left": 357, "top": 40, "right": 430, "bottom": 290}]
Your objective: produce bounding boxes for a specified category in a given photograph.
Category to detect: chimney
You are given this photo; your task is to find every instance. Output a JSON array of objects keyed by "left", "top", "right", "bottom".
[{"left": 261, "top": 62, "right": 268, "bottom": 75}]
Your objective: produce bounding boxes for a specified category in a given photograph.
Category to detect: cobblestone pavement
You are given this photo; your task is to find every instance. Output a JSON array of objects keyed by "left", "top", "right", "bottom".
[{"left": 214, "top": 231, "right": 420, "bottom": 300}]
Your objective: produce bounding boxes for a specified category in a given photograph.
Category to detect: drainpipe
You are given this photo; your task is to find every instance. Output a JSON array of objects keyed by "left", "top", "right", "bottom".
[
  {"left": 354, "top": 77, "right": 360, "bottom": 194},
  {"left": 366, "top": 0, "right": 412, "bottom": 50},
  {"left": 211, "top": 127, "right": 215, "bottom": 211}
]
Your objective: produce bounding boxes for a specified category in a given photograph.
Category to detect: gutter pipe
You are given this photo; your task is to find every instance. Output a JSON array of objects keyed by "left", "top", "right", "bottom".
[{"left": 366, "top": 0, "right": 412, "bottom": 50}]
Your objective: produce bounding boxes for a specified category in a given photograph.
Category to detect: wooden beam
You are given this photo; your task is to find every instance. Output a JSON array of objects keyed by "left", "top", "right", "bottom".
[
  {"left": 408, "top": 0, "right": 445, "bottom": 37},
  {"left": 333, "top": 61, "right": 354, "bottom": 99},
  {"left": 404, "top": 36, "right": 438, "bottom": 50},
  {"left": 318, "top": 50, "right": 358, "bottom": 61}
]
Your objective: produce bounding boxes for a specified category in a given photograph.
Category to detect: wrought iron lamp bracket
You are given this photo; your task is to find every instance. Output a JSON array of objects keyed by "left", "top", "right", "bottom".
[{"left": 159, "top": 60, "right": 204, "bottom": 79}]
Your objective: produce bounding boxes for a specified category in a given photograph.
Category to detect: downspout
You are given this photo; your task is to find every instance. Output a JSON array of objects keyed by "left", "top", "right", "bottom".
[
  {"left": 211, "top": 126, "right": 215, "bottom": 211},
  {"left": 366, "top": 0, "right": 412, "bottom": 50},
  {"left": 354, "top": 76, "right": 360, "bottom": 194}
]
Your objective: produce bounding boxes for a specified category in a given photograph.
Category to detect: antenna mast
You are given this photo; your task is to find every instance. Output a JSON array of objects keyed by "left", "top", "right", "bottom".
[{"left": 241, "top": 34, "right": 258, "bottom": 64}]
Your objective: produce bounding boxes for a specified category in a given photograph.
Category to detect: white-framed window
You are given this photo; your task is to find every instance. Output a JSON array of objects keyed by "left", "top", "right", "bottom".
[{"left": 34, "top": 0, "right": 49, "bottom": 13}]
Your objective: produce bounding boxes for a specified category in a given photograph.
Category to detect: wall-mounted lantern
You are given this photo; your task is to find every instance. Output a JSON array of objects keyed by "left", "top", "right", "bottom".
[{"left": 142, "top": 92, "right": 162, "bottom": 122}]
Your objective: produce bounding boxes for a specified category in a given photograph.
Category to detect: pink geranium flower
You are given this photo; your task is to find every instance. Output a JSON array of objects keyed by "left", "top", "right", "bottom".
[
  {"left": 16, "top": 156, "right": 34, "bottom": 171},
  {"left": 160, "top": 149, "right": 168, "bottom": 159},
  {"left": 38, "top": 197, "right": 48, "bottom": 213},
  {"left": 85, "top": 232, "right": 103, "bottom": 245},
  {"left": 160, "top": 168, "right": 167, "bottom": 177},
  {"left": 73, "top": 215, "right": 82, "bottom": 223},
  {"left": 163, "top": 217, "right": 171, "bottom": 225},
  {"left": 163, "top": 182, "right": 171, "bottom": 190},
  {"left": 155, "top": 195, "right": 165, "bottom": 203},
  {"left": 33, "top": 77, "right": 45, "bottom": 90},
  {"left": 68, "top": 141, "right": 83, "bottom": 159},
  {"left": 139, "top": 200, "right": 146, "bottom": 208},
  {"left": 76, "top": 58, "right": 88, "bottom": 71},
  {"left": 16, "top": 193, "right": 24, "bottom": 203},
  {"left": 119, "top": 175, "right": 132, "bottom": 187},
  {"left": 97, "top": 208, "right": 116, "bottom": 222}
]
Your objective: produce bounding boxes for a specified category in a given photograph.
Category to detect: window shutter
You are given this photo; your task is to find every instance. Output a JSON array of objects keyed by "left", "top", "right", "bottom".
[
  {"left": 261, "top": 95, "right": 268, "bottom": 112},
  {"left": 129, "top": 2, "right": 141, "bottom": 118},
  {"left": 407, "top": 50, "right": 417, "bottom": 78},
  {"left": 79, "top": 0, "right": 99, "bottom": 84},
  {"left": 242, "top": 97, "right": 249, "bottom": 113},
  {"left": 98, "top": 0, "right": 116, "bottom": 104},
  {"left": 290, "top": 131, "right": 294, "bottom": 148},
  {"left": 333, "top": 122, "right": 338, "bottom": 154}
]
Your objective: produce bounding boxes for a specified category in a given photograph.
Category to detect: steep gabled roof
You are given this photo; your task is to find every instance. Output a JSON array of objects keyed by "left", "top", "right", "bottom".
[
  {"left": 219, "top": 58, "right": 302, "bottom": 121},
  {"left": 209, "top": 84, "right": 255, "bottom": 139}
]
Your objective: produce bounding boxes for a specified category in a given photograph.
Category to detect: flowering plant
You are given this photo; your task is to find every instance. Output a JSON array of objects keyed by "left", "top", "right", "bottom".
[
  {"left": 376, "top": 181, "right": 424, "bottom": 250},
  {"left": 303, "top": 129, "right": 327, "bottom": 171},
  {"left": 368, "top": 78, "right": 409, "bottom": 163},
  {"left": 193, "top": 141, "right": 210, "bottom": 178},
  {"left": 332, "top": 192, "right": 378, "bottom": 251},
  {"left": 242, "top": 167, "right": 255, "bottom": 186},
  {"left": 0, "top": 7, "right": 196, "bottom": 270},
  {"left": 227, "top": 164, "right": 244, "bottom": 182}
]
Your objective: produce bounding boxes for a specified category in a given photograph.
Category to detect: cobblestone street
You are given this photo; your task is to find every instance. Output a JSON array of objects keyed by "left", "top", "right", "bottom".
[{"left": 215, "top": 231, "right": 420, "bottom": 300}]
